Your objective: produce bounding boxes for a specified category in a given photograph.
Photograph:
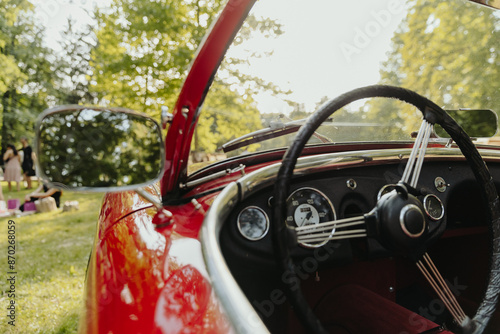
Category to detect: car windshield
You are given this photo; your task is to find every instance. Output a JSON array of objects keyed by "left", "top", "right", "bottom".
[{"left": 191, "top": 0, "right": 499, "bottom": 172}]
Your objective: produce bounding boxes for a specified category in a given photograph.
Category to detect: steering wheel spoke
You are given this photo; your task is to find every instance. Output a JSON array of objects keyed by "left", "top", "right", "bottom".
[
  {"left": 417, "top": 253, "right": 469, "bottom": 326},
  {"left": 296, "top": 215, "right": 367, "bottom": 244},
  {"left": 401, "top": 119, "right": 434, "bottom": 188}
]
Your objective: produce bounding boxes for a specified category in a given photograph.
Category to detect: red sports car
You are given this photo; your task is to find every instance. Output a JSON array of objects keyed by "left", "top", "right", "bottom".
[{"left": 35, "top": 0, "right": 500, "bottom": 333}]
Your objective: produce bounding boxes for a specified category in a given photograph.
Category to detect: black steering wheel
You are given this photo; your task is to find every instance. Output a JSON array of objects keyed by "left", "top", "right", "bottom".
[{"left": 272, "top": 85, "right": 500, "bottom": 334}]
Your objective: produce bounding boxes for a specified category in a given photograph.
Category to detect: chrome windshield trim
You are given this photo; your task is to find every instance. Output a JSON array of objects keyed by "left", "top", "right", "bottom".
[{"left": 200, "top": 182, "right": 270, "bottom": 334}]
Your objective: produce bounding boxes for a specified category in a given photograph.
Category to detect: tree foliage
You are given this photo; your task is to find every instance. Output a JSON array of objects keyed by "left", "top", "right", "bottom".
[
  {"left": 366, "top": 0, "right": 500, "bottom": 136},
  {"left": 0, "top": 0, "right": 105, "bottom": 155},
  {"left": 90, "top": 0, "right": 226, "bottom": 116},
  {"left": 195, "top": 82, "right": 262, "bottom": 154},
  {"left": 195, "top": 11, "right": 286, "bottom": 156},
  {"left": 0, "top": 0, "right": 58, "bottom": 149},
  {"left": 55, "top": 19, "right": 97, "bottom": 105},
  {"left": 2, "top": 0, "right": 497, "bottom": 161},
  {"left": 38, "top": 109, "right": 162, "bottom": 187},
  {"left": 0, "top": 0, "right": 29, "bottom": 96}
]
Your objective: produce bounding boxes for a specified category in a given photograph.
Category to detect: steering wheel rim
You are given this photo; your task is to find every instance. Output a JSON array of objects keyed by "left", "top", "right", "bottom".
[{"left": 272, "top": 85, "right": 500, "bottom": 334}]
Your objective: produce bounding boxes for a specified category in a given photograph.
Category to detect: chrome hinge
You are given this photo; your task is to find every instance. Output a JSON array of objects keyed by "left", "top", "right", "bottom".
[
  {"left": 180, "top": 164, "right": 246, "bottom": 189},
  {"left": 161, "top": 106, "right": 173, "bottom": 129}
]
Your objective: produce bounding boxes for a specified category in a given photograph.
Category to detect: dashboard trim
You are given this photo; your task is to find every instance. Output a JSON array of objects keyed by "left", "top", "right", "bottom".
[{"left": 239, "top": 148, "right": 500, "bottom": 201}]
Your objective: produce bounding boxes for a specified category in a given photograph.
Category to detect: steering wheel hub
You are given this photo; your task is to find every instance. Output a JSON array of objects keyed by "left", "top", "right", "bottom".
[
  {"left": 400, "top": 204, "right": 426, "bottom": 238},
  {"left": 373, "top": 187, "right": 428, "bottom": 258}
]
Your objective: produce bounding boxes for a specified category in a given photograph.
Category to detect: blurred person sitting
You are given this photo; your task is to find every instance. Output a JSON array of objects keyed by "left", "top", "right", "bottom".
[
  {"left": 20, "top": 183, "right": 62, "bottom": 212},
  {"left": 3, "top": 144, "right": 21, "bottom": 192}
]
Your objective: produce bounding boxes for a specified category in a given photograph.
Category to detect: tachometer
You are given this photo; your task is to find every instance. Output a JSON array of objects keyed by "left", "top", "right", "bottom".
[{"left": 286, "top": 187, "right": 336, "bottom": 248}]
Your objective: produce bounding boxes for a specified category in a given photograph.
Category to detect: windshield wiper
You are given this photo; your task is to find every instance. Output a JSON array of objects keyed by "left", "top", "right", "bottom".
[{"left": 218, "top": 117, "right": 332, "bottom": 153}]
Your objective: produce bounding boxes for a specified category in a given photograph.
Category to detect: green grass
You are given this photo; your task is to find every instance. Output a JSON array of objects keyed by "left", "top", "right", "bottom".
[{"left": 0, "top": 181, "right": 103, "bottom": 333}]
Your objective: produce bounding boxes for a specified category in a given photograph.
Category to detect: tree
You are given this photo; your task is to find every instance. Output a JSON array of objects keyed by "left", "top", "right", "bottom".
[
  {"left": 0, "top": 0, "right": 60, "bottom": 149},
  {"left": 55, "top": 19, "right": 97, "bottom": 105},
  {"left": 289, "top": 102, "right": 309, "bottom": 120},
  {"left": 194, "top": 10, "right": 287, "bottom": 156},
  {"left": 366, "top": 0, "right": 500, "bottom": 134},
  {"left": 0, "top": 0, "right": 27, "bottom": 97},
  {"left": 195, "top": 82, "right": 262, "bottom": 156},
  {"left": 38, "top": 109, "right": 162, "bottom": 187},
  {"left": 90, "top": 0, "right": 226, "bottom": 117}
]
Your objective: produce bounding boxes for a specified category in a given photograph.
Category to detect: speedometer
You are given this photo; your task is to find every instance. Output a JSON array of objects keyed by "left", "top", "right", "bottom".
[{"left": 286, "top": 187, "right": 336, "bottom": 248}]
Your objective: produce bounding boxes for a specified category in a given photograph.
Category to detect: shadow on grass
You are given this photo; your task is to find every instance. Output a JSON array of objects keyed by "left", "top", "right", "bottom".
[{"left": 54, "top": 311, "right": 80, "bottom": 334}]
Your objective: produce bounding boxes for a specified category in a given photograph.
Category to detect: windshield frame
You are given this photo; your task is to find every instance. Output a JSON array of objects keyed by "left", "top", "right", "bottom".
[{"left": 162, "top": 0, "right": 257, "bottom": 196}]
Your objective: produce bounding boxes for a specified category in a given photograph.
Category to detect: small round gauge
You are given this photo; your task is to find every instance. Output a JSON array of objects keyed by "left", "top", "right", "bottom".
[
  {"left": 237, "top": 206, "right": 270, "bottom": 241},
  {"left": 423, "top": 194, "right": 444, "bottom": 221},
  {"left": 286, "top": 187, "right": 336, "bottom": 248}
]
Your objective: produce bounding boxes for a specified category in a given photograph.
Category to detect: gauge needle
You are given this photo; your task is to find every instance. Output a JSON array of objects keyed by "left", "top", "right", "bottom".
[{"left": 302, "top": 211, "right": 313, "bottom": 225}]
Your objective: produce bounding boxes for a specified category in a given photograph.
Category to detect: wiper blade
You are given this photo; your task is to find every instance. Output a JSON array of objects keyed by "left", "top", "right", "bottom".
[
  {"left": 218, "top": 118, "right": 332, "bottom": 153},
  {"left": 218, "top": 120, "right": 301, "bottom": 153}
]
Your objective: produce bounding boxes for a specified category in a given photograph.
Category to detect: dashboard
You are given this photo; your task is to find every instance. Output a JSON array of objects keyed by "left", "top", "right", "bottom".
[
  {"left": 202, "top": 148, "right": 500, "bottom": 333},
  {"left": 220, "top": 159, "right": 497, "bottom": 270}
]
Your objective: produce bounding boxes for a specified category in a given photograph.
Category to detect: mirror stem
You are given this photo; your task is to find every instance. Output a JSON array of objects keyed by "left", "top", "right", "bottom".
[{"left": 136, "top": 188, "right": 164, "bottom": 211}]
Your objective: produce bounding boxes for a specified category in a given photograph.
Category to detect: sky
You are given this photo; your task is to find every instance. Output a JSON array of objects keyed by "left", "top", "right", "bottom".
[{"left": 228, "top": 0, "right": 409, "bottom": 114}]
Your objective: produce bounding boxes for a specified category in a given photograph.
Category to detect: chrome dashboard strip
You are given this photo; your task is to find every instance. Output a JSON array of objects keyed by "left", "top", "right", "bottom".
[
  {"left": 239, "top": 147, "right": 500, "bottom": 200},
  {"left": 200, "top": 182, "right": 270, "bottom": 334}
]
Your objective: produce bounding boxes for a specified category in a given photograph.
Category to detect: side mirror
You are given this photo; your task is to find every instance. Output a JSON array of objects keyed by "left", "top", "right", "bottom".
[
  {"left": 434, "top": 109, "right": 498, "bottom": 138},
  {"left": 35, "top": 106, "right": 165, "bottom": 191},
  {"left": 469, "top": 0, "right": 500, "bottom": 10}
]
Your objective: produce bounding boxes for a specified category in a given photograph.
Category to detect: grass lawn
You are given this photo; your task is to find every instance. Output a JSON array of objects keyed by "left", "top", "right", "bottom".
[{"left": 0, "top": 181, "right": 103, "bottom": 333}]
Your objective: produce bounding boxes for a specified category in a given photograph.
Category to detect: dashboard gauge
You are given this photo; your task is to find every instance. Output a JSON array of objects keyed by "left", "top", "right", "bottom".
[
  {"left": 286, "top": 187, "right": 336, "bottom": 248},
  {"left": 237, "top": 206, "right": 270, "bottom": 241},
  {"left": 423, "top": 194, "right": 444, "bottom": 221}
]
